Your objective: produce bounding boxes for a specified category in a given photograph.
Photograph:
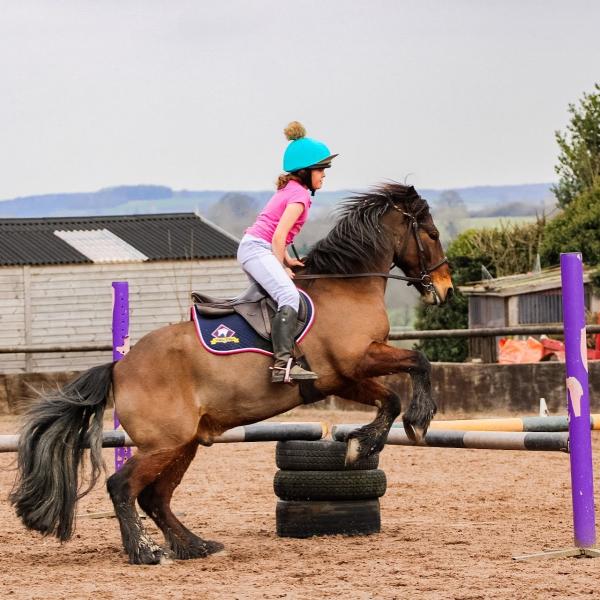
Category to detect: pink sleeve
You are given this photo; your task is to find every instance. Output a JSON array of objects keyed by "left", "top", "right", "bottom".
[{"left": 285, "top": 187, "right": 310, "bottom": 210}]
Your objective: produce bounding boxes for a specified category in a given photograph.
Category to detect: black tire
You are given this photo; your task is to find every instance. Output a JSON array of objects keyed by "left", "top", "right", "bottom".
[
  {"left": 276, "top": 440, "right": 379, "bottom": 471},
  {"left": 276, "top": 499, "right": 381, "bottom": 538},
  {"left": 273, "top": 469, "right": 387, "bottom": 501}
]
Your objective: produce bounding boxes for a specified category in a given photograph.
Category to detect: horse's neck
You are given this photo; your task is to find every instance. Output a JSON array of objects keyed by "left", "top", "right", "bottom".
[
  {"left": 364, "top": 245, "right": 395, "bottom": 281},
  {"left": 307, "top": 273, "right": 388, "bottom": 305}
]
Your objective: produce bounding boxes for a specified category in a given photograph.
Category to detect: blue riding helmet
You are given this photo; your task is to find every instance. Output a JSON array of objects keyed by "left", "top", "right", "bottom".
[{"left": 282, "top": 121, "right": 338, "bottom": 173}]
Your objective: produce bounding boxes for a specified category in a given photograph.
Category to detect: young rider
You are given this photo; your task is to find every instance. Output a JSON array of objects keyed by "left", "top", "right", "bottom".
[{"left": 237, "top": 121, "right": 337, "bottom": 383}]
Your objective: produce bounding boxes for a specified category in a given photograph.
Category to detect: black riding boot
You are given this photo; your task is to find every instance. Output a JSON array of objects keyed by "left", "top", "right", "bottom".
[{"left": 270, "top": 305, "right": 318, "bottom": 383}]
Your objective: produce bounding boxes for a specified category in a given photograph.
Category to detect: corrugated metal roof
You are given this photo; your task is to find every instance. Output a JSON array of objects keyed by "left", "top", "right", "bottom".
[
  {"left": 459, "top": 266, "right": 592, "bottom": 297},
  {"left": 0, "top": 213, "right": 239, "bottom": 266}
]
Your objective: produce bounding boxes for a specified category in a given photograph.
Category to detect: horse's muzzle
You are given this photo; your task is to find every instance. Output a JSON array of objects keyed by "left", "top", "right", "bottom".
[{"left": 422, "top": 284, "right": 453, "bottom": 306}]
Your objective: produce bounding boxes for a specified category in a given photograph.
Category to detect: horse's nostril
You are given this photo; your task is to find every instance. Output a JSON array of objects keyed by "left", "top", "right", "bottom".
[{"left": 446, "top": 287, "right": 454, "bottom": 300}]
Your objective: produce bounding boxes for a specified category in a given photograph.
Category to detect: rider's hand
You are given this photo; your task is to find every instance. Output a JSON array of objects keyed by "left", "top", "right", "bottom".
[
  {"left": 285, "top": 267, "right": 295, "bottom": 279},
  {"left": 286, "top": 258, "right": 305, "bottom": 268},
  {"left": 284, "top": 257, "right": 305, "bottom": 268}
]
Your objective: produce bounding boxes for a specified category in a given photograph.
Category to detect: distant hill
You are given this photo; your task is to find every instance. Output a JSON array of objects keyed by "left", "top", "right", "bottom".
[
  {"left": 471, "top": 201, "right": 545, "bottom": 218},
  {"left": 0, "top": 185, "right": 176, "bottom": 218},
  {"left": 206, "top": 193, "right": 261, "bottom": 239},
  {"left": 0, "top": 182, "right": 556, "bottom": 219},
  {"left": 425, "top": 183, "right": 555, "bottom": 209}
]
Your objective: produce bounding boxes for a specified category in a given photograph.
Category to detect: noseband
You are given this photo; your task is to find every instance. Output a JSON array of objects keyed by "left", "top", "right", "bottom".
[{"left": 392, "top": 205, "right": 449, "bottom": 294}]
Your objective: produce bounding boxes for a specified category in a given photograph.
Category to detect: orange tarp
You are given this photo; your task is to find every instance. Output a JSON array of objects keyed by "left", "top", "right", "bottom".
[
  {"left": 498, "top": 335, "right": 600, "bottom": 364},
  {"left": 498, "top": 337, "right": 550, "bottom": 364}
]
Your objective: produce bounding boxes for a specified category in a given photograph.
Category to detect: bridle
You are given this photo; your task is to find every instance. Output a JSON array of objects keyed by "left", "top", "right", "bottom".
[
  {"left": 294, "top": 202, "right": 448, "bottom": 295},
  {"left": 390, "top": 204, "right": 449, "bottom": 294}
]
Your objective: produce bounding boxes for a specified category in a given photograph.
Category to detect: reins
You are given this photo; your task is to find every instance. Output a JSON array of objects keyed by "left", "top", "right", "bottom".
[{"left": 293, "top": 271, "right": 423, "bottom": 284}]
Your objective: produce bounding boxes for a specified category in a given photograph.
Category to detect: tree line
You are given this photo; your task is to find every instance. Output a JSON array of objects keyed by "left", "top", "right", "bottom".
[{"left": 416, "top": 83, "right": 600, "bottom": 361}]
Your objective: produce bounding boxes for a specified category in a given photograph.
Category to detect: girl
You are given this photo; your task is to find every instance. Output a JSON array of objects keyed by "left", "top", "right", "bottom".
[{"left": 237, "top": 121, "right": 337, "bottom": 383}]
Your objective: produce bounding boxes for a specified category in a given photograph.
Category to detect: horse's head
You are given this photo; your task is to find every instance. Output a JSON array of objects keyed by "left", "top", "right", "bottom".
[
  {"left": 302, "top": 183, "right": 453, "bottom": 305},
  {"left": 385, "top": 185, "right": 454, "bottom": 305}
]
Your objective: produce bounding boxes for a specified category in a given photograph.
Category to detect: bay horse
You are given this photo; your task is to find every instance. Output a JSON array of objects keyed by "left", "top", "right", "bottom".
[{"left": 10, "top": 183, "right": 453, "bottom": 565}]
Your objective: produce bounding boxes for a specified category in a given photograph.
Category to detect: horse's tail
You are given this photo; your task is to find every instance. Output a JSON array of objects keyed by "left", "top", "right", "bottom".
[{"left": 9, "top": 362, "right": 114, "bottom": 542}]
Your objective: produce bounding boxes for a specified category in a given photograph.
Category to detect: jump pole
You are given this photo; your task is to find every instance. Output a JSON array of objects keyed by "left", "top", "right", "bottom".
[
  {"left": 0, "top": 423, "right": 327, "bottom": 452},
  {"left": 112, "top": 282, "right": 132, "bottom": 471},
  {"left": 390, "top": 415, "right": 600, "bottom": 433},
  {"left": 515, "top": 252, "right": 599, "bottom": 560},
  {"left": 332, "top": 426, "right": 568, "bottom": 452}
]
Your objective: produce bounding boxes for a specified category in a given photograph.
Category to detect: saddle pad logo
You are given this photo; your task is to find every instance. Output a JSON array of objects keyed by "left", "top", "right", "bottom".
[{"left": 210, "top": 324, "right": 240, "bottom": 345}]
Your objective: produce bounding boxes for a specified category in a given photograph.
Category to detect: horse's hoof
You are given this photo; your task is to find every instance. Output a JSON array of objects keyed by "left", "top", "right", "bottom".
[
  {"left": 130, "top": 546, "right": 165, "bottom": 565},
  {"left": 204, "top": 540, "right": 225, "bottom": 555},
  {"left": 172, "top": 538, "right": 225, "bottom": 560},
  {"left": 404, "top": 423, "right": 425, "bottom": 443}
]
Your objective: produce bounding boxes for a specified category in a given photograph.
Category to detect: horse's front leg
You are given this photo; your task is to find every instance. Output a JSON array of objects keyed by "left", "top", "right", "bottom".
[
  {"left": 355, "top": 341, "right": 436, "bottom": 443},
  {"left": 337, "top": 378, "right": 401, "bottom": 465}
]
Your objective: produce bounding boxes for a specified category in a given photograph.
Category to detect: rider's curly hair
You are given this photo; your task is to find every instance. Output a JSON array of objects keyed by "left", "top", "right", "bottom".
[{"left": 276, "top": 171, "right": 308, "bottom": 190}]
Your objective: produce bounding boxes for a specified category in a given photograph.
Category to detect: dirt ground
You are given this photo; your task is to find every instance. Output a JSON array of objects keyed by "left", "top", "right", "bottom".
[{"left": 1, "top": 407, "right": 599, "bottom": 600}]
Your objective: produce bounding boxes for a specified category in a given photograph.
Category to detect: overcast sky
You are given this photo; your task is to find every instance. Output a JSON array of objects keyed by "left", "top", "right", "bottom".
[{"left": 1, "top": 0, "right": 599, "bottom": 199}]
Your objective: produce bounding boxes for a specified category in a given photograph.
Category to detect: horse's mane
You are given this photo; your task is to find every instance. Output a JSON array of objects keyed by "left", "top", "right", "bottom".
[{"left": 302, "top": 183, "right": 430, "bottom": 275}]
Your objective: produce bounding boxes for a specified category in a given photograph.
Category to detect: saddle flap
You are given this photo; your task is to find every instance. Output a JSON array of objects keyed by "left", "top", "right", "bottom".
[{"left": 233, "top": 300, "right": 272, "bottom": 339}]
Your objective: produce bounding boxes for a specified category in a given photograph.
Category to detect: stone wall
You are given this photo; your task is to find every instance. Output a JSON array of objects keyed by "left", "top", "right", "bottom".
[
  {"left": 1, "top": 362, "right": 598, "bottom": 416},
  {"left": 316, "top": 362, "right": 600, "bottom": 415},
  {"left": 424, "top": 362, "right": 600, "bottom": 414}
]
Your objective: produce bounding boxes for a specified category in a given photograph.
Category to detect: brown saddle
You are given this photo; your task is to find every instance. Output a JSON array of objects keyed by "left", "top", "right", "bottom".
[{"left": 191, "top": 283, "right": 308, "bottom": 341}]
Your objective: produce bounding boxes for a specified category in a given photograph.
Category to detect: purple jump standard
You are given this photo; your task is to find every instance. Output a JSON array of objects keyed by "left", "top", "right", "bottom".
[
  {"left": 563, "top": 253, "right": 598, "bottom": 554},
  {"left": 515, "top": 252, "right": 599, "bottom": 560},
  {"left": 112, "top": 282, "right": 132, "bottom": 471}
]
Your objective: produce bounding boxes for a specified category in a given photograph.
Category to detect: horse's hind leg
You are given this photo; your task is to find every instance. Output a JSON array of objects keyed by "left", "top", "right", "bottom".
[
  {"left": 337, "top": 378, "right": 401, "bottom": 464},
  {"left": 137, "top": 440, "right": 224, "bottom": 560},
  {"left": 107, "top": 447, "right": 186, "bottom": 565}
]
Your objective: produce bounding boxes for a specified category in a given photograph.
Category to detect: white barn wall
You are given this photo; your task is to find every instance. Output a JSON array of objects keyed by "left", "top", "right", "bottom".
[
  {"left": 0, "top": 267, "right": 26, "bottom": 373},
  {"left": 1, "top": 258, "right": 247, "bottom": 373}
]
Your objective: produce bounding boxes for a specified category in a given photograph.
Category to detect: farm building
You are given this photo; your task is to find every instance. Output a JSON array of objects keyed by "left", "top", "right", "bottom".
[
  {"left": 458, "top": 267, "right": 600, "bottom": 362},
  {"left": 0, "top": 213, "right": 246, "bottom": 373}
]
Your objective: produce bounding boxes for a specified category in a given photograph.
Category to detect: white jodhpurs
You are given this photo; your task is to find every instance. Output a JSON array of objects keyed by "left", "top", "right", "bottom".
[{"left": 237, "top": 234, "right": 300, "bottom": 311}]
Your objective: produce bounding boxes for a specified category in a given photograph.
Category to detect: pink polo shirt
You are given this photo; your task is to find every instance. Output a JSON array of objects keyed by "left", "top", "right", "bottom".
[{"left": 246, "top": 180, "right": 311, "bottom": 245}]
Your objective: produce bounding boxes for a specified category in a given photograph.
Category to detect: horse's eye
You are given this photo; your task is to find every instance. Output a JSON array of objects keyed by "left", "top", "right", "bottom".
[{"left": 429, "top": 231, "right": 439, "bottom": 241}]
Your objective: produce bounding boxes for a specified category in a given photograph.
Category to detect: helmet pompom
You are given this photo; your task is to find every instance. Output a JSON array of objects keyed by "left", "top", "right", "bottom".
[{"left": 284, "top": 121, "right": 306, "bottom": 141}]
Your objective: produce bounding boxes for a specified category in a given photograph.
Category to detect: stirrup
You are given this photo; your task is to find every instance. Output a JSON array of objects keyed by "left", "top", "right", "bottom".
[
  {"left": 270, "top": 358, "right": 294, "bottom": 383},
  {"left": 270, "top": 359, "right": 318, "bottom": 384}
]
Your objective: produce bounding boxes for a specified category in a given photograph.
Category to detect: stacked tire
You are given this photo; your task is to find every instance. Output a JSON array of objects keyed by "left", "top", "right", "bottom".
[{"left": 274, "top": 440, "right": 386, "bottom": 538}]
